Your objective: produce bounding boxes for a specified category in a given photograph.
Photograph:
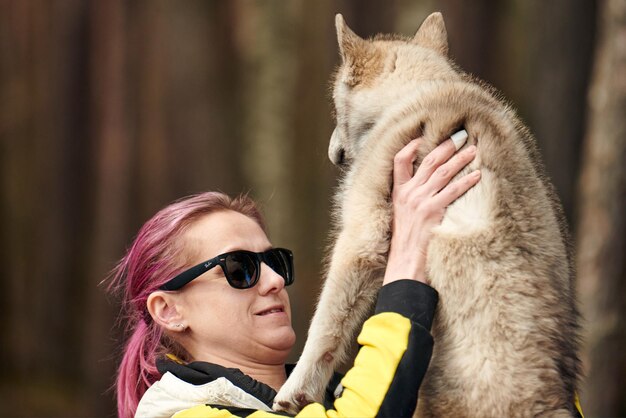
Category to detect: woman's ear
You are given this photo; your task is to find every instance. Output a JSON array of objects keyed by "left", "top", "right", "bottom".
[{"left": 147, "top": 291, "right": 187, "bottom": 332}]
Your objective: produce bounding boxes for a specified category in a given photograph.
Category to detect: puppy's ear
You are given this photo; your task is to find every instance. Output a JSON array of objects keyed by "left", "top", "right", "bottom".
[
  {"left": 335, "top": 14, "right": 364, "bottom": 62},
  {"left": 412, "top": 12, "right": 449, "bottom": 56}
]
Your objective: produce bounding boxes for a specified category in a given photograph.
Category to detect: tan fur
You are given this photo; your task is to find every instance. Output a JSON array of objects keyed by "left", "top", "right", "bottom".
[{"left": 274, "top": 13, "right": 581, "bottom": 418}]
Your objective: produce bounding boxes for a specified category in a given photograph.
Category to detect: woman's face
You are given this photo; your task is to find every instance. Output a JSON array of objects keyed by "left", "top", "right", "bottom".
[{"left": 174, "top": 210, "right": 296, "bottom": 367}]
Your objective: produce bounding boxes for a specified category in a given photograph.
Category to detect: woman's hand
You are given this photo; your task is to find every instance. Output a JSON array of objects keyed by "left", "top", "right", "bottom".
[{"left": 383, "top": 135, "right": 481, "bottom": 286}]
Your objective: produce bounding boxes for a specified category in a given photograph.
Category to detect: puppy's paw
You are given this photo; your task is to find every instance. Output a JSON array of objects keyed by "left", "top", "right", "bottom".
[
  {"left": 272, "top": 393, "right": 313, "bottom": 415},
  {"left": 273, "top": 376, "right": 321, "bottom": 414}
]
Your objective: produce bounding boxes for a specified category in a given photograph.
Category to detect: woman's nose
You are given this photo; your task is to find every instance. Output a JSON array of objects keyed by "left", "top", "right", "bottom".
[{"left": 256, "top": 263, "right": 285, "bottom": 294}]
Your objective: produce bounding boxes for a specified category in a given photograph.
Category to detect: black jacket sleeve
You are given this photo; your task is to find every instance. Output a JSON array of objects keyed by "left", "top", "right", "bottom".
[{"left": 373, "top": 279, "right": 438, "bottom": 417}]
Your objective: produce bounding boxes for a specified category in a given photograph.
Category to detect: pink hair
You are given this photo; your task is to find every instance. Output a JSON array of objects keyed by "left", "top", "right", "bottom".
[{"left": 107, "top": 192, "right": 265, "bottom": 418}]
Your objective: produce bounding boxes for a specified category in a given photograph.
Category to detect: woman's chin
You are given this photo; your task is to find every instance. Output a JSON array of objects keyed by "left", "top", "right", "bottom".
[{"left": 264, "top": 328, "right": 297, "bottom": 353}]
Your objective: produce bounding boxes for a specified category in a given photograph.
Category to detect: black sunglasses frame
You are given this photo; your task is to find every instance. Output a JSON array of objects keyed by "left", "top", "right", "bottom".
[{"left": 159, "top": 248, "right": 294, "bottom": 291}]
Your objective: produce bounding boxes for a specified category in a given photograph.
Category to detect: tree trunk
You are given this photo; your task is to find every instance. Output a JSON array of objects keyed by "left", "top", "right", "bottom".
[
  {"left": 235, "top": 1, "right": 299, "bottom": 244},
  {"left": 82, "top": 0, "right": 130, "bottom": 414},
  {"left": 525, "top": 0, "right": 596, "bottom": 226},
  {"left": 436, "top": 0, "right": 500, "bottom": 82},
  {"left": 0, "top": 1, "right": 91, "bottom": 414},
  {"left": 576, "top": 0, "right": 626, "bottom": 415}
]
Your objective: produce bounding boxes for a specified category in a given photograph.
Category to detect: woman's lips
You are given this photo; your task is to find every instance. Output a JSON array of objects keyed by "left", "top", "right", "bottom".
[{"left": 256, "top": 305, "right": 285, "bottom": 316}]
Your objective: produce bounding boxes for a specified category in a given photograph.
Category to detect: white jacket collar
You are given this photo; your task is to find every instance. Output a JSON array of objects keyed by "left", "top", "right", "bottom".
[{"left": 135, "top": 371, "right": 272, "bottom": 418}]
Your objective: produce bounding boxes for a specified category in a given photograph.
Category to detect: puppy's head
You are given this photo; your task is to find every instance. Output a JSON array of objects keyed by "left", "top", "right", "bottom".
[{"left": 329, "top": 12, "right": 459, "bottom": 167}]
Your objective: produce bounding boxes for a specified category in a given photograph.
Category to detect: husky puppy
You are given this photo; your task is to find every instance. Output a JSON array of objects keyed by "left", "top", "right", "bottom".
[{"left": 274, "top": 13, "right": 581, "bottom": 418}]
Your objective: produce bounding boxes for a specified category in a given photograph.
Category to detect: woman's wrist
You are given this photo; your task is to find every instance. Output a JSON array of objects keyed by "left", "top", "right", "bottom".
[{"left": 382, "top": 250, "right": 427, "bottom": 285}]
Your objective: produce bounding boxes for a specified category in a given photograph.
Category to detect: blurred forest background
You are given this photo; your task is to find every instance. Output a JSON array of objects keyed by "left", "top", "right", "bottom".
[{"left": 0, "top": 0, "right": 624, "bottom": 416}]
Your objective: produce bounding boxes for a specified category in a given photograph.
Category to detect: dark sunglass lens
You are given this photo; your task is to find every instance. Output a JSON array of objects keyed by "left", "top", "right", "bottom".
[
  {"left": 265, "top": 249, "right": 294, "bottom": 285},
  {"left": 224, "top": 252, "right": 258, "bottom": 288}
]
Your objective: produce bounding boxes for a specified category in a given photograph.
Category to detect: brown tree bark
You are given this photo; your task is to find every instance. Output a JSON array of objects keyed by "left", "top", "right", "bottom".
[
  {"left": 525, "top": 0, "right": 596, "bottom": 226},
  {"left": 0, "top": 0, "right": 91, "bottom": 414},
  {"left": 576, "top": 0, "right": 626, "bottom": 415},
  {"left": 436, "top": 0, "right": 500, "bottom": 82},
  {"left": 161, "top": 1, "right": 245, "bottom": 202},
  {"left": 129, "top": 0, "right": 170, "bottom": 216},
  {"left": 82, "top": 0, "right": 130, "bottom": 414},
  {"left": 340, "top": 0, "right": 397, "bottom": 36},
  {"left": 287, "top": 0, "right": 337, "bottom": 362},
  {"left": 235, "top": 1, "right": 299, "bottom": 244}
]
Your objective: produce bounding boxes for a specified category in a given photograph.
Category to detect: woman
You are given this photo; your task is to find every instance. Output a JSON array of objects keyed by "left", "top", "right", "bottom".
[{"left": 109, "top": 135, "right": 479, "bottom": 417}]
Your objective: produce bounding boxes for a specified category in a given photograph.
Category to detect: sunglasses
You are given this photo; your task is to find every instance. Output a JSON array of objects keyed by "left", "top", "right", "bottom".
[{"left": 159, "top": 248, "right": 294, "bottom": 291}]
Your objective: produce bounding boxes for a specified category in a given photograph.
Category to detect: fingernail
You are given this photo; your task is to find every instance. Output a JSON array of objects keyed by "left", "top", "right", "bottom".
[
  {"left": 472, "top": 170, "right": 481, "bottom": 178},
  {"left": 466, "top": 145, "right": 477, "bottom": 154},
  {"left": 451, "top": 129, "right": 468, "bottom": 151}
]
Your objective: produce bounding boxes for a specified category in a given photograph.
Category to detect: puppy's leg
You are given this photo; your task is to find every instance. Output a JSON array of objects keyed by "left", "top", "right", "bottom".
[
  {"left": 274, "top": 123, "right": 405, "bottom": 413},
  {"left": 273, "top": 232, "right": 386, "bottom": 413}
]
